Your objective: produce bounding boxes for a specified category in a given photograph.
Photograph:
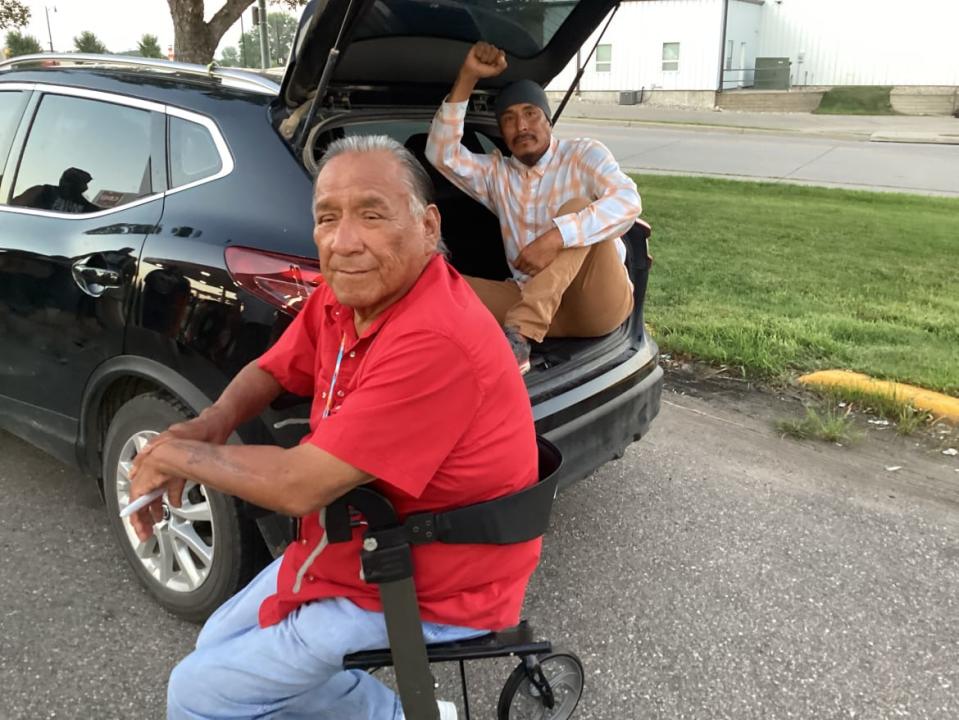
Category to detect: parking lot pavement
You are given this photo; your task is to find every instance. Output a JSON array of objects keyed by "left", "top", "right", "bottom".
[{"left": 2, "top": 384, "right": 958, "bottom": 719}]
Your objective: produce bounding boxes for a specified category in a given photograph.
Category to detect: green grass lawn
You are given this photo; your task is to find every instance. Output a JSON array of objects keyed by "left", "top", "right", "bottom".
[
  {"left": 814, "top": 86, "right": 896, "bottom": 115},
  {"left": 633, "top": 174, "right": 959, "bottom": 395}
]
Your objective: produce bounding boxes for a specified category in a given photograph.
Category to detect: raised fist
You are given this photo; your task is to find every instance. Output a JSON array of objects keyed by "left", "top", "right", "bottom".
[{"left": 460, "top": 41, "right": 508, "bottom": 80}]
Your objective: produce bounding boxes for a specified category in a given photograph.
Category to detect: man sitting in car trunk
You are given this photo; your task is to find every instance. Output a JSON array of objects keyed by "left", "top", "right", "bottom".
[
  {"left": 127, "top": 135, "right": 540, "bottom": 720},
  {"left": 426, "top": 41, "right": 643, "bottom": 374}
]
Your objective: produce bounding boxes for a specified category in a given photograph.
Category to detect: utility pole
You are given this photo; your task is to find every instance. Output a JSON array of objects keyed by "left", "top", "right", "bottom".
[
  {"left": 239, "top": 11, "right": 246, "bottom": 67},
  {"left": 257, "top": 0, "right": 270, "bottom": 69},
  {"left": 272, "top": 14, "right": 281, "bottom": 64},
  {"left": 44, "top": 6, "right": 55, "bottom": 52}
]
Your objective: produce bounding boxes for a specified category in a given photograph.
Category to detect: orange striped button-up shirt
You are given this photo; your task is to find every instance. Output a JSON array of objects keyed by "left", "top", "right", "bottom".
[{"left": 426, "top": 99, "right": 642, "bottom": 283}]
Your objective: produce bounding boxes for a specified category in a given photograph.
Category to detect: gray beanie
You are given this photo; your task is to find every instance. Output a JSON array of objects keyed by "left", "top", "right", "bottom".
[{"left": 494, "top": 80, "right": 552, "bottom": 123}]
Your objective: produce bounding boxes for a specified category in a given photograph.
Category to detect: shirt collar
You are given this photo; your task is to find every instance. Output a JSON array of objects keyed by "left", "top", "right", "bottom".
[
  {"left": 321, "top": 256, "right": 444, "bottom": 343},
  {"left": 509, "top": 135, "right": 558, "bottom": 178}
]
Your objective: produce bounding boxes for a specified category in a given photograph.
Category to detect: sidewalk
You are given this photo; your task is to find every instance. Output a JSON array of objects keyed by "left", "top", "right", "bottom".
[{"left": 554, "top": 100, "right": 959, "bottom": 144}]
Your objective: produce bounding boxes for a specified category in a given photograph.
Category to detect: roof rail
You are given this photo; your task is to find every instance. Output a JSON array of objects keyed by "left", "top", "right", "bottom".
[{"left": 0, "top": 53, "right": 280, "bottom": 96}]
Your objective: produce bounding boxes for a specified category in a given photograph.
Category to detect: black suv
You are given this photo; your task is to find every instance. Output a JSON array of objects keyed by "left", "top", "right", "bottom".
[{"left": 0, "top": 0, "right": 662, "bottom": 621}]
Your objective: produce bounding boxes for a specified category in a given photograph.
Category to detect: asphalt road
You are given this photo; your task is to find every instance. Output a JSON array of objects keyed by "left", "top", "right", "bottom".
[
  {"left": 2, "top": 386, "right": 958, "bottom": 719},
  {"left": 554, "top": 121, "right": 959, "bottom": 197}
]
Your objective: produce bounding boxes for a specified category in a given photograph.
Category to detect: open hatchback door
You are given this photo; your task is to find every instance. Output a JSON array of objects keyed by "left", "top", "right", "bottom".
[{"left": 279, "top": 0, "right": 620, "bottom": 138}]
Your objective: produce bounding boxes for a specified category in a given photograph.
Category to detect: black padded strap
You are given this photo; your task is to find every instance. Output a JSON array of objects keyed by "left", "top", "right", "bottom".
[
  {"left": 404, "top": 437, "right": 562, "bottom": 546},
  {"left": 405, "top": 472, "right": 558, "bottom": 545},
  {"left": 377, "top": 579, "right": 440, "bottom": 720},
  {"left": 327, "top": 437, "right": 562, "bottom": 548}
]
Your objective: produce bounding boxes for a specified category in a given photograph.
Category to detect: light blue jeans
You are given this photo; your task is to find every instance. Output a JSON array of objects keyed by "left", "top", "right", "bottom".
[{"left": 167, "top": 557, "right": 486, "bottom": 719}]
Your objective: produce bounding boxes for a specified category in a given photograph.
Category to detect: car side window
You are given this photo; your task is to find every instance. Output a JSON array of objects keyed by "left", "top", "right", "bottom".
[
  {"left": 0, "top": 90, "right": 29, "bottom": 188},
  {"left": 169, "top": 116, "right": 222, "bottom": 189},
  {"left": 10, "top": 93, "right": 154, "bottom": 215}
]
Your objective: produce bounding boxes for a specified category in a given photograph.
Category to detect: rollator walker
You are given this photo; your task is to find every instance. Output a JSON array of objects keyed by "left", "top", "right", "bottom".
[{"left": 326, "top": 437, "right": 584, "bottom": 720}]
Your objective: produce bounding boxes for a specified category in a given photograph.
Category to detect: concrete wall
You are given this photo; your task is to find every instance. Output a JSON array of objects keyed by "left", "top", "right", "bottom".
[
  {"left": 890, "top": 87, "right": 959, "bottom": 116},
  {"left": 548, "top": 89, "right": 717, "bottom": 109},
  {"left": 716, "top": 90, "right": 824, "bottom": 112},
  {"left": 547, "top": 0, "right": 725, "bottom": 94}
]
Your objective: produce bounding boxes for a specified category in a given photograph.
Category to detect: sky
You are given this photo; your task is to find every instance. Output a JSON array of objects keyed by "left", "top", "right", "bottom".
[{"left": 16, "top": 0, "right": 291, "bottom": 58}]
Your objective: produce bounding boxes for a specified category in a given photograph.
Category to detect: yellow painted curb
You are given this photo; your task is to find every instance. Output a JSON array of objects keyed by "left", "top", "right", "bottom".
[{"left": 798, "top": 370, "right": 959, "bottom": 424}]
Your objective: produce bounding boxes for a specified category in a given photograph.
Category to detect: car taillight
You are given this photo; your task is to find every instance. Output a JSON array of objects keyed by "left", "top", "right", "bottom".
[{"left": 224, "top": 246, "right": 323, "bottom": 315}]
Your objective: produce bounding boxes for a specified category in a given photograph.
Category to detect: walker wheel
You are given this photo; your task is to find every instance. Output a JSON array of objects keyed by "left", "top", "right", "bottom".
[{"left": 496, "top": 652, "right": 584, "bottom": 720}]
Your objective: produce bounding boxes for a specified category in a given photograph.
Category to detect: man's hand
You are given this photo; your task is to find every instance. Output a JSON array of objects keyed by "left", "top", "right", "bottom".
[
  {"left": 133, "top": 405, "right": 232, "bottom": 473},
  {"left": 450, "top": 42, "right": 507, "bottom": 102},
  {"left": 165, "top": 405, "right": 234, "bottom": 446},
  {"left": 514, "top": 228, "right": 564, "bottom": 276},
  {"left": 128, "top": 443, "right": 186, "bottom": 542},
  {"left": 124, "top": 406, "right": 233, "bottom": 540},
  {"left": 460, "top": 41, "right": 507, "bottom": 81}
]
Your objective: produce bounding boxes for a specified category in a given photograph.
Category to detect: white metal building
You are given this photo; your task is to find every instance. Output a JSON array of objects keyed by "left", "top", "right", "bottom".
[{"left": 547, "top": 0, "right": 959, "bottom": 96}]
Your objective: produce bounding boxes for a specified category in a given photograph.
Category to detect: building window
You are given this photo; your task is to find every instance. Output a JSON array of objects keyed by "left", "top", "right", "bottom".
[
  {"left": 725, "top": 40, "right": 734, "bottom": 71},
  {"left": 595, "top": 44, "right": 612, "bottom": 73},
  {"left": 662, "top": 42, "right": 680, "bottom": 72}
]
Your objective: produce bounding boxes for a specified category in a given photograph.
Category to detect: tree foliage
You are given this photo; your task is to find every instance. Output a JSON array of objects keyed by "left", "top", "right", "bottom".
[
  {"left": 0, "top": 0, "right": 30, "bottom": 31},
  {"left": 219, "top": 11, "right": 296, "bottom": 68},
  {"left": 138, "top": 33, "right": 164, "bottom": 59},
  {"left": 218, "top": 45, "right": 240, "bottom": 67},
  {"left": 74, "top": 31, "right": 108, "bottom": 54},
  {"left": 4, "top": 29, "right": 42, "bottom": 57}
]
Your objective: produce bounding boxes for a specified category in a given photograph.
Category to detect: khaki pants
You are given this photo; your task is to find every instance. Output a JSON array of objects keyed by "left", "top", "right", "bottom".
[{"left": 465, "top": 201, "right": 634, "bottom": 343}]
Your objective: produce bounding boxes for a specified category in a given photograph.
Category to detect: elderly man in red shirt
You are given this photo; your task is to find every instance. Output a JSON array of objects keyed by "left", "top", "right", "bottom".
[{"left": 127, "top": 135, "right": 539, "bottom": 720}]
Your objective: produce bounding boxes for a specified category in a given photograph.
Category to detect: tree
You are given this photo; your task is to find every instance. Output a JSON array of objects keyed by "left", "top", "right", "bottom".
[
  {"left": 74, "top": 31, "right": 108, "bottom": 54},
  {"left": 217, "top": 45, "right": 240, "bottom": 67},
  {"left": 0, "top": 0, "right": 29, "bottom": 30},
  {"left": 4, "top": 29, "right": 42, "bottom": 57},
  {"left": 167, "top": 0, "right": 304, "bottom": 65},
  {"left": 138, "top": 33, "right": 164, "bottom": 59}
]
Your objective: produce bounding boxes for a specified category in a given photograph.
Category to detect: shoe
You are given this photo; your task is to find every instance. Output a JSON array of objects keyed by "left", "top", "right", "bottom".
[{"left": 503, "top": 325, "right": 531, "bottom": 375}]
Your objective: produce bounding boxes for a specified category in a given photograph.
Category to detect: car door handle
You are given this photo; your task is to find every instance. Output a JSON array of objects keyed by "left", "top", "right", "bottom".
[
  {"left": 72, "top": 259, "right": 122, "bottom": 297},
  {"left": 75, "top": 264, "right": 121, "bottom": 284}
]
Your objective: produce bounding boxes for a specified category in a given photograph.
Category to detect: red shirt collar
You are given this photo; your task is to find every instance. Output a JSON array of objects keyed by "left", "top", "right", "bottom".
[{"left": 320, "top": 255, "right": 444, "bottom": 343}]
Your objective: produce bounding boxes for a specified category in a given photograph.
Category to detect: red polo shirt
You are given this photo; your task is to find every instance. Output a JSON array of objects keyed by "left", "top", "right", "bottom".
[{"left": 255, "top": 256, "right": 539, "bottom": 631}]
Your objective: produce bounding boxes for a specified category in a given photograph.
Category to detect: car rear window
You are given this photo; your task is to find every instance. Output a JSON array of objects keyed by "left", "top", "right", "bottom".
[
  {"left": 10, "top": 93, "right": 153, "bottom": 215},
  {"left": 168, "top": 116, "right": 223, "bottom": 189},
  {"left": 352, "top": 0, "right": 578, "bottom": 58}
]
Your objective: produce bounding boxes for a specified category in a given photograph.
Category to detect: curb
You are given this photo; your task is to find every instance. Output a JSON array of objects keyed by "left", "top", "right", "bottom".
[
  {"left": 869, "top": 131, "right": 959, "bottom": 145},
  {"left": 798, "top": 370, "right": 959, "bottom": 424},
  {"left": 557, "top": 115, "right": 867, "bottom": 141},
  {"left": 621, "top": 168, "right": 959, "bottom": 198}
]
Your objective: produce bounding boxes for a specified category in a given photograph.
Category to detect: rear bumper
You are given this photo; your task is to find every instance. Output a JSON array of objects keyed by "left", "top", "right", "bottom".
[{"left": 534, "top": 353, "right": 663, "bottom": 491}]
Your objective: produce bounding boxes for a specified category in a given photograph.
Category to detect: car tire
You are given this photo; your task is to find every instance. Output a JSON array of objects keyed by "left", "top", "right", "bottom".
[{"left": 102, "top": 392, "right": 258, "bottom": 623}]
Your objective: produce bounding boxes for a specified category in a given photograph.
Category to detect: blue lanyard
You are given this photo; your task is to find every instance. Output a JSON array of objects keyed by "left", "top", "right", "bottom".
[{"left": 321, "top": 332, "right": 347, "bottom": 420}]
